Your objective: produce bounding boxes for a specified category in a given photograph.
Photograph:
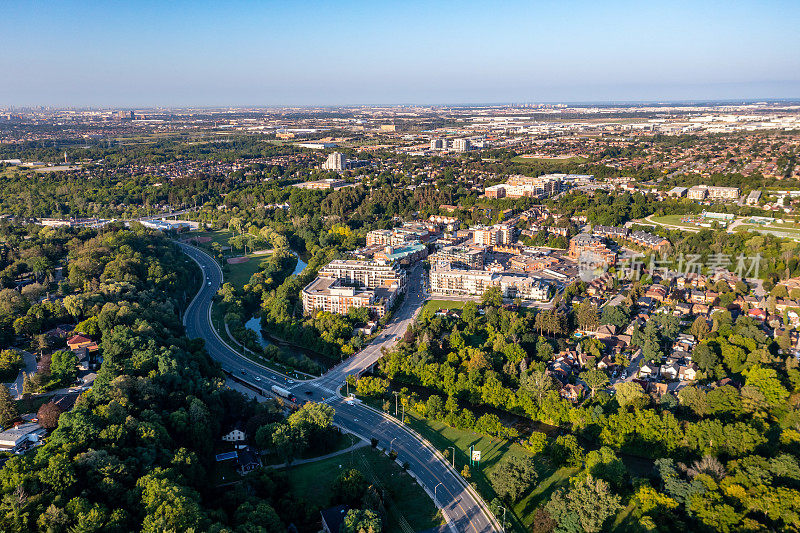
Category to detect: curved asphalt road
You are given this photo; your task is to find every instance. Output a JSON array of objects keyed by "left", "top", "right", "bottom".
[{"left": 178, "top": 242, "right": 500, "bottom": 533}]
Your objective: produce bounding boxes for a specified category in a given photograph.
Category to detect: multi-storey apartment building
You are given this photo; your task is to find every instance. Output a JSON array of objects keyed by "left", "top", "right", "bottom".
[
  {"left": 471, "top": 224, "right": 512, "bottom": 246},
  {"left": 687, "top": 185, "right": 739, "bottom": 201},
  {"left": 302, "top": 260, "right": 406, "bottom": 317},
  {"left": 432, "top": 245, "right": 485, "bottom": 270},
  {"left": 316, "top": 260, "right": 406, "bottom": 291},
  {"left": 568, "top": 234, "right": 617, "bottom": 266},
  {"left": 484, "top": 174, "right": 564, "bottom": 199},
  {"left": 429, "top": 264, "right": 552, "bottom": 301}
]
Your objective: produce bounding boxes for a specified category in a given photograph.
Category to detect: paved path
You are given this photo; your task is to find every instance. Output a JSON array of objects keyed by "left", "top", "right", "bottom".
[
  {"left": 179, "top": 242, "right": 500, "bottom": 533},
  {"left": 4, "top": 349, "right": 37, "bottom": 399},
  {"left": 264, "top": 439, "right": 370, "bottom": 469}
]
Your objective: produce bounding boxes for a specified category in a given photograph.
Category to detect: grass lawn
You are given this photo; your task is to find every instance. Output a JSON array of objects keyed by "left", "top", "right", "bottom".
[
  {"left": 15, "top": 395, "right": 51, "bottom": 415},
  {"left": 649, "top": 214, "right": 706, "bottom": 229},
  {"left": 185, "top": 228, "right": 234, "bottom": 248},
  {"left": 402, "top": 411, "right": 574, "bottom": 533},
  {"left": 286, "top": 446, "right": 443, "bottom": 532},
  {"left": 225, "top": 253, "right": 271, "bottom": 289},
  {"left": 422, "top": 299, "right": 468, "bottom": 315}
]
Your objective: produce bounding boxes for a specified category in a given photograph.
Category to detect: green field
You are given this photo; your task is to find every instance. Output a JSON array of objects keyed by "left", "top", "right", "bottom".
[
  {"left": 648, "top": 214, "right": 705, "bottom": 229},
  {"left": 286, "top": 445, "right": 443, "bottom": 532},
  {"left": 402, "top": 411, "right": 575, "bottom": 533},
  {"left": 185, "top": 229, "right": 275, "bottom": 289},
  {"left": 421, "top": 299, "right": 468, "bottom": 315},
  {"left": 225, "top": 253, "right": 271, "bottom": 289}
]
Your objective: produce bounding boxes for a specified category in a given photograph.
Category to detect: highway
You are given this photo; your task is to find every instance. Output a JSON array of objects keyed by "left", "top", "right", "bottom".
[{"left": 178, "top": 242, "right": 500, "bottom": 533}]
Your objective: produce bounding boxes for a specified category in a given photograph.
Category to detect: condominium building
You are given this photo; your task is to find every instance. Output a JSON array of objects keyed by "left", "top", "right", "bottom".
[
  {"left": 433, "top": 245, "right": 485, "bottom": 270},
  {"left": 484, "top": 174, "right": 563, "bottom": 199},
  {"left": 316, "top": 260, "right": 406, "bottom": 290},
  {"left": 568, "top": 234, "right": 616, "bottom": 266},
  {"left": 302, "top": 260, "right": 406, "bottom": 317},
  {"left": 429, "top": 264, "right": 552, "bottom": 301},
  {"left": 301, "top": 277, "right": 397, "bottom": 318},
  {"left": 687, "top": 185, "right": 739, "bottom": 201},
  {"left": 366, "top": 224, "right": 434, "bottom": 247},
  {"left": 471, "top": 224, "right": 512, "bottom": 247},
  {"left": 430, "top": 138, "right": 446, "bottom": 151},
  {"left": 321, "top": 152, "right": 347, "bottom": 171},
  {"left": 452, "top": 139, "right": 471, "bottom": 152}
]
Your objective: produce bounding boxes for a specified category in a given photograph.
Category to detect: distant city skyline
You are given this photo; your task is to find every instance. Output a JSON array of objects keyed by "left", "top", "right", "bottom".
[{"left": 2, "top": 0, "right": 799, "bottom": 106}]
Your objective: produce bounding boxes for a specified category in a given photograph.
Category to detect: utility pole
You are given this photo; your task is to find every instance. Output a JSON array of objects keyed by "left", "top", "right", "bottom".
[{"left": 393, "top": 391, "right": 399, "bottom": 417}]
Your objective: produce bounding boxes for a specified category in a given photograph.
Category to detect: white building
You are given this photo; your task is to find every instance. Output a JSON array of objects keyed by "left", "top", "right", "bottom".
[
  {"left": 452, "top": 139, "right": 471, "bottom": 152},
  {"left": 321, "top": 152, "right": 347, "bottom": 171}
]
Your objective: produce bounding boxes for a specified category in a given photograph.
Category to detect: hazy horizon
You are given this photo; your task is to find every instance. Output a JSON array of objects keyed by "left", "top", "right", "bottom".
[{"left": 2, "top": 0, "right": 799, "bottom": 107}]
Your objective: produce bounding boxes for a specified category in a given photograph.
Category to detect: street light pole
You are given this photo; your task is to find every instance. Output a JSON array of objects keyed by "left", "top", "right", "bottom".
[
  {"left": 390, "top": 437, "right": 396, "bottom": 453},
  {"left": 393, "top": 391, "right": 399, "bottom": 417},
  {"left": 447, "top": 446, "right": 455, "bottom": 469},
  {"left": 434, "top": 482, "right": 443, "bottom": 507}
]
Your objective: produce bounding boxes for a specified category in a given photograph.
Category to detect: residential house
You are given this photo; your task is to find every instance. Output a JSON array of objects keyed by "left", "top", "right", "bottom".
[
  {"left": 660, "top": 363, "right": 679, "bottom": 380},
  {"left": 560, "top": 383, "right": 586, "bottom": 403},
  {"left": 222, "top": 422, "right": 247, "bottom": 447},
  {"left": 638, "top": 362, "right": 659, "bottom": 379},
  {"left": 645, "top": 285, "right": 668, "bottom": 302},
  {"left": 678, "top": 363, "right": 699, "bottom": 381},
  {"left": 66, "top": 335, "right": 93, "bottom": 351},
  {"left": 236, "top": 446, "right": 261, "bottom": 474},
  {"left": 595, "top": 324, "right": 618, "bottom": 339},
  {"left": 649, "top": 382, "right": 669, "bottom": 398},
  {"left": 321, "top": 505, "right": 350, "bottom": 533}
]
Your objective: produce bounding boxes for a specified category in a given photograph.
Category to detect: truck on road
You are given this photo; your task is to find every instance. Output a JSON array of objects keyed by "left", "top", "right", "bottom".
[{"left": 271, "top": 385, "right": 297, "bottom": 403}]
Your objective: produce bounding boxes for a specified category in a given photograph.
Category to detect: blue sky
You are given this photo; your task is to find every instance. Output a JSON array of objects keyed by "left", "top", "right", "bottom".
[{"left": 1, "top": 0, "right": 798, "bottom": 106}]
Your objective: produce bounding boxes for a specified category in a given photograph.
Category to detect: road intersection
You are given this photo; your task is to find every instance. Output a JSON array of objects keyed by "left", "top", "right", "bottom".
[{"left": 178, "top": 242, "right": 500, "bottom": 533}]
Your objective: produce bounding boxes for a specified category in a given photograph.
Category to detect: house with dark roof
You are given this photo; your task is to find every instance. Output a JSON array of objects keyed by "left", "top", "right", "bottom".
[{"left": 321, "top": 505, "right": 350, "bottom": 533}]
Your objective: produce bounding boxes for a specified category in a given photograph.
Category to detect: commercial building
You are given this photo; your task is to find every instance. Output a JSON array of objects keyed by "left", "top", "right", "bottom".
[
  {"left": 0, "top": 423, "right": 46, "bottom": 453},
  {"left": 293, "top": 178, "right": 350, "bottom": 190},
  {"left": 373, "top": 243, "right": 428, "bottom": 265},
  {"left": 321, "top": 152, "right": 347, "bottom": 171}
]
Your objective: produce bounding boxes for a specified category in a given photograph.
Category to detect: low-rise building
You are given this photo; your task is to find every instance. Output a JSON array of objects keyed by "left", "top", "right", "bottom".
[
  {"left": 568, "top": 234, "right": 616, "bottom": 266},
  {"left": 0, "top": 423, "right": 46, "bottom": 453}
]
